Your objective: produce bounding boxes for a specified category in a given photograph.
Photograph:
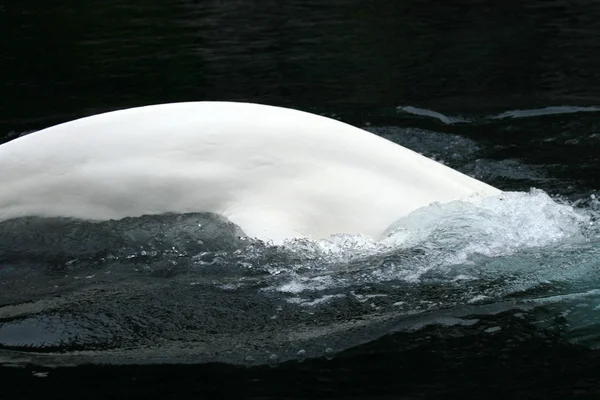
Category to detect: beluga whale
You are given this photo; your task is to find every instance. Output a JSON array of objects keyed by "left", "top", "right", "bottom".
[{"left": 0, "top": 101, "right": 501, "bottom": 244}]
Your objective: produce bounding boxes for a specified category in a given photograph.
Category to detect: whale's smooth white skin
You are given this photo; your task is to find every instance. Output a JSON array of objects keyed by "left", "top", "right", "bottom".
[{"left": 0, "top": 101, "right": 501, "bottom": 243}]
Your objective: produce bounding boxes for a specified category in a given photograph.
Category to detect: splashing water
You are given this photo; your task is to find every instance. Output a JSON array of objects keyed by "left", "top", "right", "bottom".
[{"left": 0, "top": 185, "right": 598, "bottom": 367}]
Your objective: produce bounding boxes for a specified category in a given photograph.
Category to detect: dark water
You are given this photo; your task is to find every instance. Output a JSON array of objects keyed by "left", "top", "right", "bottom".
[{"left": 2, "top": 0, "right": 600, "bottom": 399}]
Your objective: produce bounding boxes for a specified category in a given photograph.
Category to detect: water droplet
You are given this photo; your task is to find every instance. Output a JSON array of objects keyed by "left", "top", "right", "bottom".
[
  {"left": 296, "top": 349, "right": 306, "bottom": 363},
  {"left": 325, "top": 347, "right": 334, "bottom": 360},
  {"left": 268, "top": 353, "right": 278, "bottom": 367},
  {"left": 244, "top": 355, "right": 255, "bottom": 364}
]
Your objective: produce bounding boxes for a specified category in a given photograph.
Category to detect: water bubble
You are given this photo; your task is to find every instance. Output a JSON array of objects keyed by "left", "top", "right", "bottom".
[
  {"left": 296, "top": 349, "right": 306, "bottom": 363},
  {"left": 268, "top": 353, "right": 278, "bottom": 367},
  {"left": 244, "top": 355, "right": 255, "bottom": 364},
  {"left": 324, "top": 347, "right": 334, "bottom": 360}
]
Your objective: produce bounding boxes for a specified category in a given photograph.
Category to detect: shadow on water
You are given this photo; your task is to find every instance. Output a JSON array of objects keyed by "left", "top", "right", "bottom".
[{"left": 3, "top": 317, "right": 600, "bottom": 399}]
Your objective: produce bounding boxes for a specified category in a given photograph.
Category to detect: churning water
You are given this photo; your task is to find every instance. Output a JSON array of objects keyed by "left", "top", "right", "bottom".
[{"left": 1, "top": 106, "right": 599, "bottom": 368}]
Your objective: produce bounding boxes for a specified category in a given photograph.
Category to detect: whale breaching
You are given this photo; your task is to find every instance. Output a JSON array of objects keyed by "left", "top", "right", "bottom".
[{"left": 0, "top": 102, "right": 501, "bottom": 243}]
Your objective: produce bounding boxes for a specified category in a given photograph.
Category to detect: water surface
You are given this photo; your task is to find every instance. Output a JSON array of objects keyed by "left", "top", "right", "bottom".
[{"left": 2, "top": 0, "right": 600, "bottom": 398}]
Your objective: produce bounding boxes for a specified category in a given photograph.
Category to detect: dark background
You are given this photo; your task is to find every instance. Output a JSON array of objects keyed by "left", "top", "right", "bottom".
[
  {"left": 2, "top": 0, "right": 600, "bottom": 399},
  {"left": 2, "top": 0, "right": 600, "bottom": 135}
]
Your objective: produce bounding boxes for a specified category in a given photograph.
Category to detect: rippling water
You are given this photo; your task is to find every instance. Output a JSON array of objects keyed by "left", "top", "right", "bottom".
[
  {"left": 1, "top": 106, "right": 600, "bottom": 370},
  {"left": 3, "top": 0, "right": 600, "bottom": 398}
]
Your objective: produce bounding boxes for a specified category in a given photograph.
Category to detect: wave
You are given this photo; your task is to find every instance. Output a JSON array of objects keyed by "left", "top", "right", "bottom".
[
  {"left": 1, "top": 187, "right": 598, "bottom": 366},
  {"left": 396, "top": 105, "right": 600, "bottom": 124}
]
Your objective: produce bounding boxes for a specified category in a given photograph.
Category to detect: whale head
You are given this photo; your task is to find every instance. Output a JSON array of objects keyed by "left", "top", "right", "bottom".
[{"left": 0, "top": 102, "right": 501, "bottom": 244}]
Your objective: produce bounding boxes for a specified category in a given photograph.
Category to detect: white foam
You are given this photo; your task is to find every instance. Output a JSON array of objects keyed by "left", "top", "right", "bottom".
[
  {"left": 283, "top": 189, "right": 590, "bottom": 265},
  {"left": 383, "top": 189, "right": 590, "bottom": 261},
  {"left": 269, "top": 189, "right": 595, "bottom": 295},
  {"left": 275, "top": 275, "right": 336, "bottom": 294}
]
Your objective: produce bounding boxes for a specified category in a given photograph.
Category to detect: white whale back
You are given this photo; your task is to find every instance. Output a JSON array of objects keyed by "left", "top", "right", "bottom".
[{"left": 0, "top": 102, "right": 501, "bottom": 243}]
